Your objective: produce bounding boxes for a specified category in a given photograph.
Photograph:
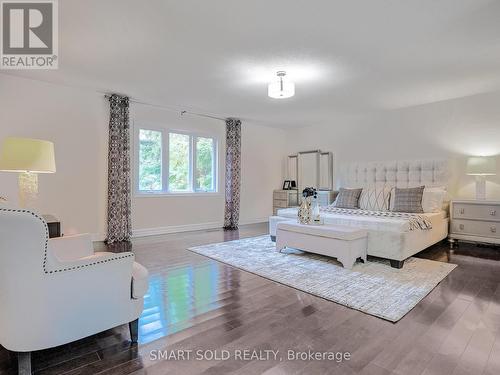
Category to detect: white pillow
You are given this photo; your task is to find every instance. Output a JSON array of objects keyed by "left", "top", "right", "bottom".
[
  {"left": 389, "top": 186, "right": 446, "bottom": 213},
  {"left": 422, "top": 187, "right": 446, "bottom": 213},
  {"left": 359, "top": 186, "right": 391, "bottom": 211}
]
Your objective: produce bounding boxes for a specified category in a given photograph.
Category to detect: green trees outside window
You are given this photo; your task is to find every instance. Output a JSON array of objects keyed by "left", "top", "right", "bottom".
[
  {"left": 138, "top": 128, "right": 217, "bottom": 193},
  {"left": 195, "top": 137, "right": 214, "bottom": 192},
  {"left": 169, "top": 133, "right": 190, "bottom": 191},
  {"left": 138, "top": 129, "right": 162, "bottom": 191}
]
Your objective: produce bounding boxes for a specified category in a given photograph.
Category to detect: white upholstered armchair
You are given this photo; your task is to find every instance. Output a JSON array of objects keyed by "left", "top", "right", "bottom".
[{"left": 0, "top": 208, "right": 149, "bottom": 374}]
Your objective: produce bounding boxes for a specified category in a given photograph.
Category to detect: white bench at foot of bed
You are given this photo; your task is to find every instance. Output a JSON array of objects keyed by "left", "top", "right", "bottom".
[
  {"left": 276, "top": 222, "right": 368, "bottom": 270},
  {"left": 269, "top": 215, "right": 295, "bottom": 241}
]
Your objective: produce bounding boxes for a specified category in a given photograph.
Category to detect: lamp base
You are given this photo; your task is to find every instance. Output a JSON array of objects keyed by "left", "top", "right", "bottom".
[
  {"left": 475, "top": 175, "right": 486, "bottom": 200},
  {"left": 19, "top": 172, "right": 38, "bottom": 208}
]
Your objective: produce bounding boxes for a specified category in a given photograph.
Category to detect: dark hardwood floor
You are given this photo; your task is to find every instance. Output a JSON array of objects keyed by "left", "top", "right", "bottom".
[{"left": 1, "top": 223, "right": 500, "bottom": 375}]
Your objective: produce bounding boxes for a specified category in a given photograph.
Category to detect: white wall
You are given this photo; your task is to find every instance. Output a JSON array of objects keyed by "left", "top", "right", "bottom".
[
  {"left": 0, "top": 74, "right": 109, "bottom": 239},
  {"left": 285, "top": 91, "right": 500, "bottom": 200},
  {"left": 131, "top": 106, "right": 286, "bottom": 236},
  {"left": 0, "top": 74, "right": 286, "bottom": 240}
]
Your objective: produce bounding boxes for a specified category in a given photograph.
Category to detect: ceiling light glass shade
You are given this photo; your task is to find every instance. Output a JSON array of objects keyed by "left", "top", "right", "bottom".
[
  {"left": 0, "top": 137, "right": 56, "bottom": 173},
  {"left": 268, "top": 71, "right": 295, "bottom": 99},
  {"left": 466, "top": 156, "right": 497, "bottom": 176}
]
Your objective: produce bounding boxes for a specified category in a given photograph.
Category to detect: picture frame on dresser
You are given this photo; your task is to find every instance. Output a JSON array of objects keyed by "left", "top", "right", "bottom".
[{"left": 449, "top": 200, "right": 500, "bottom": 248}]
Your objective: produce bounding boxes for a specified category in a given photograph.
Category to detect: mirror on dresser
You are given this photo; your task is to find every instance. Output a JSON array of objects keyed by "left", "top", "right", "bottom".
[
  {"left": 298, "top": 150, "right": 321, "bottom": 195},
  {"left": 319, "top": 152, "right": 334, "bottom": 191},
  {"left": 274, "top": 150, "right": 335, "bottom": 213}
]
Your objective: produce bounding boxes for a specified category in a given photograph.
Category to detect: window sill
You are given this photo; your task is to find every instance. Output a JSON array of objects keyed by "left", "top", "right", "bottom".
[{"left": 134, "top": 192, "right": 221, "bottom": 198}]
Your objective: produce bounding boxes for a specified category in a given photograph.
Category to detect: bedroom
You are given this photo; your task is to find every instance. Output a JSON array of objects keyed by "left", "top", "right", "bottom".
[{"left": 0, "top": 0, "right": 500, "bottom": 374}]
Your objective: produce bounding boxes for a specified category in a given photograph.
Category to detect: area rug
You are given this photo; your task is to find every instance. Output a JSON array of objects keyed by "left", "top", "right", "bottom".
[{"left": 188, "top": 235, "right": 456, "bottom": 322}]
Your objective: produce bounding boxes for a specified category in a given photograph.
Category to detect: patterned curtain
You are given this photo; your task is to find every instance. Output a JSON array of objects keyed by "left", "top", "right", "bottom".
[
  {"left": 223, "top": 118, "right": 242, "bottom": 230},
  {"left": 106, "top": 94, "right": 132, "bottom": 243}
]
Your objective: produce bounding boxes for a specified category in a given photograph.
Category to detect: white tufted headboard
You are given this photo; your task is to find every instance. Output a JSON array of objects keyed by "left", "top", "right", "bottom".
[{"left": 338, "top": 159, "right": 449, "bottom": 189}]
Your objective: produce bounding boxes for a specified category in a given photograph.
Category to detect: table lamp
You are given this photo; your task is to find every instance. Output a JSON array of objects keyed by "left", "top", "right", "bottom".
[
  {"left": 0, "top": 137, "right": 56, "bottom": 207},
  {"left": 466, "top": 156, "right": 497, "bottom": 200}
]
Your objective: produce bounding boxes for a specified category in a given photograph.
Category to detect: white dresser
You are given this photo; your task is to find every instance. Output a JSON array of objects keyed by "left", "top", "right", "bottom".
[
  {"left": 273, "top": 190, "right": 299, "bottom": 215},
  {"left": 449, "top": 200, "right": 500, "bottom": 247}
]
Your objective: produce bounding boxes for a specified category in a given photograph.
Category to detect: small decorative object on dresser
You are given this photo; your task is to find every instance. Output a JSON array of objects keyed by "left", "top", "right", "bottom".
[
  {"left": 449, "top": 200, "right": 500, "bottom": 248},
  {"left": 273, "top": 189, "right": 298, "bottom": 215},
  {"left": 282, "top": 180, "right": 291, "bottom": 190}
]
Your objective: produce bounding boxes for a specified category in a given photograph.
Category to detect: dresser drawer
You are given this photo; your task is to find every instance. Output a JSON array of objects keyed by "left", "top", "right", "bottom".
[
  {"left": 451, "top": 219, "right": 500, "bottom": 239},
  {"left": 273, "top": 191, "right": 288, "bottom": 200},
  {"left": 273, "top": 199, "right": 289, "bottom": 208},
  {"left": 453, "top": 203, "right": 500, "bottom": 222}
]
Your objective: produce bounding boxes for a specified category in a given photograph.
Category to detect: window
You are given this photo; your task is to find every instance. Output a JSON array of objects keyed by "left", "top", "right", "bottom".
[
  {"left": 137, "top": 128, "right": 217, "bottom": 194},
  {"left": 138, "top": 129, "right": 162, "bottom": 191},
  {"left": 195, "top": 137, "right": 215, "bottom": 192},
  {"left": 168, "top": 133, "right": 190, "bottom": 191}
]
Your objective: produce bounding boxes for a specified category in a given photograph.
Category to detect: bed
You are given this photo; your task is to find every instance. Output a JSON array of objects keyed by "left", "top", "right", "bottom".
[{"left": 276, "top": 159, "right": 450, "bottom": 268}]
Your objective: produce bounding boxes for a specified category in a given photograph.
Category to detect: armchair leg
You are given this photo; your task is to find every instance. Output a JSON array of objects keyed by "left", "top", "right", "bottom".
[
  {"left": 18, "top": 352, "right": 31, "bottom": 375},
  {"left": 129, "top": 319, "right": 139, "bottom": 344}
]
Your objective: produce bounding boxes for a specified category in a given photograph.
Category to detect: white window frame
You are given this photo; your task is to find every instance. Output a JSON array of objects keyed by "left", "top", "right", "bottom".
[
  {"left": 133, "top": 123, "right": 219, "bottom": 196},
  {"left": 193, "top": 135, "right": 217, "bottom": 193}
]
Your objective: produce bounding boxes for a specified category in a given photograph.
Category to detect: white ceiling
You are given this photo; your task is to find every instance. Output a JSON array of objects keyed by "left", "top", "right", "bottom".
[{"left": 4, "top": 0, "right": 500, "bottom": 128}]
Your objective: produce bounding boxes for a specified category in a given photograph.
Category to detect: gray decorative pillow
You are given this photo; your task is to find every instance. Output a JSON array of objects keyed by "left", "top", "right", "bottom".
[
  {"left": 333, "top": 188, "right": 363, "bottom": 209},
  {"left": 391, "top": 186, "right": 425, "bottom": 213}
]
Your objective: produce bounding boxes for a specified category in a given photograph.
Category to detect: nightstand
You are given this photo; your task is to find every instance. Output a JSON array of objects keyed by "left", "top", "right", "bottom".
[
  {"left": 42, "top": 214, "right": 62, "bottom": 238},
  {"left": 449, "top": 200, "right": 500, "bottom": 248}
]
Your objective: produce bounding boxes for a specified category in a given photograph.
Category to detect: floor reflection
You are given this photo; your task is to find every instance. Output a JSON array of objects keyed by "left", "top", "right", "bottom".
[{"left": 138, "top": 262, "right": 221, "bottom": 344}]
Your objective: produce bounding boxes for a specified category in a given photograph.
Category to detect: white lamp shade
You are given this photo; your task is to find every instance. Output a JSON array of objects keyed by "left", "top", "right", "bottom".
[
  {"left": 466, "top": 156, "right": 496, "bottom": 176},
  {"left": 0, "top": 137, "right": 56, "bottom": 173},
  {"left": 268, "top": 77, "right": 295, "bottom": 99}
]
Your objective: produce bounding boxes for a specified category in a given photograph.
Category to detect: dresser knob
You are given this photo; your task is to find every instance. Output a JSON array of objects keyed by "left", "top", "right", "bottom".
[
  {"left": 459, "top": 224, "right": 465, "bottom": 230},
  {"left": 459, "top": 208, "right": 465, "bottom": 215},
  {"left": 491, "top": 227, "right": 497, "bottom": 233},
  {"left": 491, "top": 210, "right": 497, "bottom": 216}
]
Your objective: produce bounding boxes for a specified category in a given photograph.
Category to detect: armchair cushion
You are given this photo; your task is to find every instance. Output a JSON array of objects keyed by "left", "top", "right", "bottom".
[
  {"left": 46, "top": 250, "right": 135, "bottom": 273},
  {"left": 48, "top": 234, "right": 94, "bottom": 262},
  {"left": 132, "top": 262, "right": 149, "bottom": 299}
]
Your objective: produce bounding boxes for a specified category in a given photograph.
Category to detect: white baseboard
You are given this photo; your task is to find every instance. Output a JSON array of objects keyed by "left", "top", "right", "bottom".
[
  {"left": 132, "top": 217, "right": 269, "bottom": 238},
  {"left": 92, "top": 233, "right": 107, "bottom": 242},
  {"left": 240, "top": 217, "right": 270, "bottom": 225}
]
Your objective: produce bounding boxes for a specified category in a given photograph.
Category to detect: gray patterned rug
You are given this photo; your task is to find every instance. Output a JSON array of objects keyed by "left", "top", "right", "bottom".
[{"left": 188, "top": 235, "right": 456, "bottom": 322}]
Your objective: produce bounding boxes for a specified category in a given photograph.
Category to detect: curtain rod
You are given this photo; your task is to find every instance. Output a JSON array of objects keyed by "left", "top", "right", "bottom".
[
  {"left": 0, "top": 75, "right": 227, "bottom": 122},
  {"left": 0, "top": 73, "right": 230, "bottom": 122},
  {"left": 103, "top": 94, "right": 227, "bottom": 122}
]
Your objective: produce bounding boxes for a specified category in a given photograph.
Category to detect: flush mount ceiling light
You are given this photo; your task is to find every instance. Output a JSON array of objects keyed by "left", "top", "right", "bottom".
[{"left": 268, "top": 71, "right": 295, "bottom": 99}]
